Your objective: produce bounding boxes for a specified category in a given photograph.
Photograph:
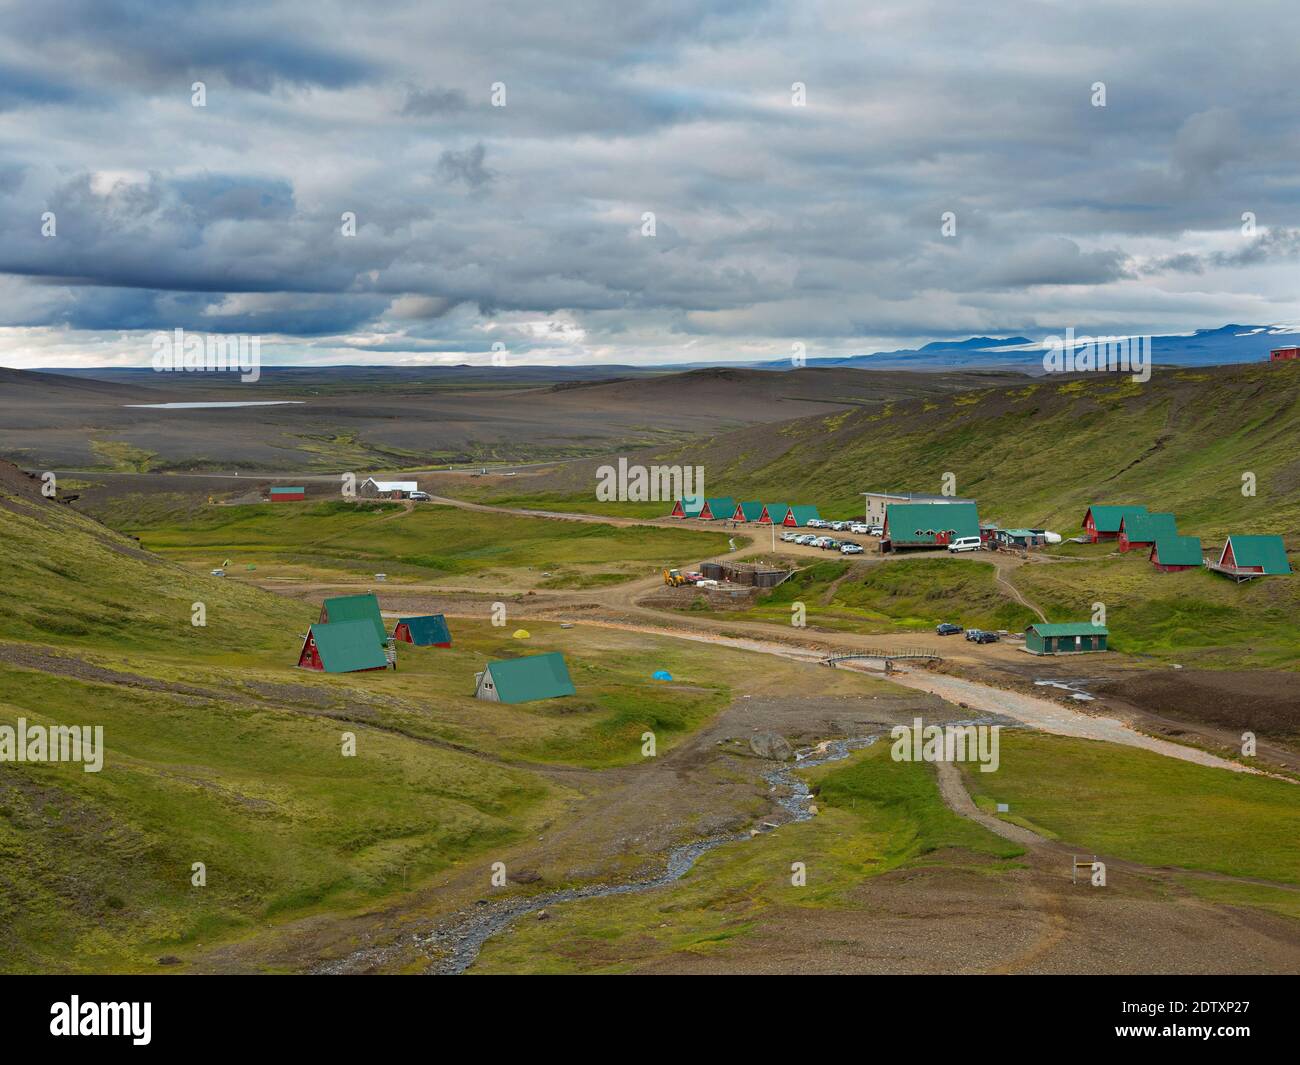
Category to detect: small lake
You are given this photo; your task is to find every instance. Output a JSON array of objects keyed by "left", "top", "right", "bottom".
[{"left": 123, "top": 401, "right": 306, "bottom": 409}]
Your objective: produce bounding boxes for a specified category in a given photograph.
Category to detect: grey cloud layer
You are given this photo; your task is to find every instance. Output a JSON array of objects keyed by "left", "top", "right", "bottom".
[{"left": 1, "top": 0, "right": 1298, "bottom": 365}]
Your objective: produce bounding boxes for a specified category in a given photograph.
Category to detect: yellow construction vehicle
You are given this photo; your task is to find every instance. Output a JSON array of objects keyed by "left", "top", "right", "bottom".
[{"left": 663, "top": 568, "right": 687, "bottom": 587}]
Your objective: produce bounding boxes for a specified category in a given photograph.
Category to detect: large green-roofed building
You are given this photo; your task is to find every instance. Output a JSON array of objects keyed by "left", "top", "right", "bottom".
[{"left": 881, "top": 502, "right": 980, "bottom": 551}]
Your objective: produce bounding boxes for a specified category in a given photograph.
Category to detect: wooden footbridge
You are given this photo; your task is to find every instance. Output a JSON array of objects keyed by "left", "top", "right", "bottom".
[{"left": 822, "top": 648, "right": 943, "bottom": 672}]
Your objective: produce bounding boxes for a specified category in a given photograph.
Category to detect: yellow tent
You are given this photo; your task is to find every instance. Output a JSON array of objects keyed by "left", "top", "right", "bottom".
[{"left": 512, "top": 629, "right": 531, "bottom": 639}]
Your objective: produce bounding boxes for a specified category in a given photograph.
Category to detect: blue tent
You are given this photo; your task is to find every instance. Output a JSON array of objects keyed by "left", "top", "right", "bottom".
[{"left": 652, "top": 670, "right": 673, "bottom": 681}]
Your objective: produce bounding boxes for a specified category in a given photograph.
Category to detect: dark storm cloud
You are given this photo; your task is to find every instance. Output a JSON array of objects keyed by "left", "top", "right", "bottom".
[
  {"left": 436, "top": 144, "right": 494, "bottom": 189},
  {"left": 1, "top": 0, "right": 1299, "bottom": 366},
  {"left": 402, "top": 86, "right": 469, "bottom": 116}
]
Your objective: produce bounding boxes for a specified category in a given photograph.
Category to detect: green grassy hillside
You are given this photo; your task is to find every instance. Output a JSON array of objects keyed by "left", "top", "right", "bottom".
[
  {"left": 685, "top": 362, "right": 1300, "bottom": 538},
  {"left": 102, "top": 497, "right": 733, "bottom": 588},
  {"left": 470, "top": 363, "right": 1300, "bottom": 542},
  {"left": 962, "top": 732, "right": 1300, "bottom": 884},
  {"left": 0, "top": 483, "right": 749, "bottom": 971}
]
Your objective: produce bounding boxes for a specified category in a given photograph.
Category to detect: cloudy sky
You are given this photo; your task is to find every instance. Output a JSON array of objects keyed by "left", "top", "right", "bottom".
[{"left": 2, "top": 0, "right": 1299, "bottom": 368}]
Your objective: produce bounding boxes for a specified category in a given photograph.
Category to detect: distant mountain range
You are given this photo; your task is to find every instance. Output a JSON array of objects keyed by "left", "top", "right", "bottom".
[
  {"left": 28, "top": 324, "right": 1300, "bottom": 380},
  {"left": 752, "top": 325, "right": 1300, "bottom": 372}
]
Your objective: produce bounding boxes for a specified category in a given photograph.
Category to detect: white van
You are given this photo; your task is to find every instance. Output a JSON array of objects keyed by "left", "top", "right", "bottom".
[{"left": 948, "top": 536, "right": 982, "bottom": 553}]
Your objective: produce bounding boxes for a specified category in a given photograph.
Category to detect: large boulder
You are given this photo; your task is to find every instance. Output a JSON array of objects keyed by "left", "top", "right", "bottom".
[{"left": 749, "top": 731, "right": 794, "bottom": 761}]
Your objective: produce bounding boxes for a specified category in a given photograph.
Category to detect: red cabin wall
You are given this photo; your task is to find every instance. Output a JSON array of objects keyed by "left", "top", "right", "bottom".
[
  {"left": 670, "top": 501, "right": 685, "bottom": 518},
  {"left": 1270, "top": 347, "right": 1299, "bottom": 361},
  {"left": 394, "top": 624, "right": 413, "bottom": 643},
  {"left": 297, "top": 635, "right": 323, "bottom": 669},
  {"left": 783, "top": 512, "right": 798, "bottom": 526}
]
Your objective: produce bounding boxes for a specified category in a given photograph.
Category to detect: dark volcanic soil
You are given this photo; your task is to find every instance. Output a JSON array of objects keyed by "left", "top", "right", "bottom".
[{"left": 1095, "top": 670, "right": 1300, "bottom": 740}]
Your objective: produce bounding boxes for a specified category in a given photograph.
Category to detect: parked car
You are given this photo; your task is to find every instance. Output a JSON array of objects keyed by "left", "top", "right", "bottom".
[
  {"left": 409, "top": 490, "right": 431, "bottom": 501},
  {"left": 964, "top": 629, "right": 983, "bottom": 641},
  {"left": 780, "top": 531, "right": 798, "bottom": 542},
  {"left": 806, "top": 518, "right": 828, "bottom": 528},
  {"left": 971, "top": 630, "right": 1000, "bottom": 644},
  {"left": 814, "top": 536, "right": 836, "bottom": 548},
  {"left": 840, "top": 542, "right": 864, "bottom": 554},
  {"left": 849, "top": 523, "right": 870, "bottom": 534},
  {"left": 935, "top": 622, "right": 963, "bottom": 636},
  {"left": 794, "top": 534, "right": 815, "bottom": 545},
  {"left": 948, "top": 536, "right": 983, "bottom": 553},
  {"left": 830, "top": 521, "right": 849, "bottom": 531},
  {"left": 869, "top": 525, "right": 883, "bottom": 536}
]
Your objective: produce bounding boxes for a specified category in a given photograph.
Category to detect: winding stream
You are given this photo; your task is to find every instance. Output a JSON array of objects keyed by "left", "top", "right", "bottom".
[
  {"left": 422, "top": 734, "right": 884, "bottom": 974},
  {"left": 316, "top": 733, "right": 884, "bottom": 975}
]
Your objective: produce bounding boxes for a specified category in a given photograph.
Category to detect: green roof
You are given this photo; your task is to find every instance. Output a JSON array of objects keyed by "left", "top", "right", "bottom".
[
  {"left": 1152, "top": 535, "right": 1202, "bottom": 566},
  {"left": 761, "top": 502, "right": 789, "bottom": 521},
  {"left": 884, "top": 502, "right": 980, "bottom": 543},
  {"left": 702, "top": 496, "right": 736, "bottom": 519},
  {"left": 321, "top": 594, "right": 387, "bottom": 644},
  {"left": 1029, "top": 622, "right": 1109, "bottom": 637},
  {"left": 397, "top": 614, "right": 452, "bottom": 645},
  {"left": 270, "top": 486, "right": 304, "bottom": 494},
  {"left": 1225, "top": 535, "right": 1291, "bottom": 574},
  {"left": 733, "top": 501, "right": 764, "bottom": 521},
  {"left": 484, "top": 652, "right": 576, "bottom": 703},
  {"left": 1122, "top": 511, "right": 1177, "bottom": 542},
  {"left": 1084, "top": 504, "right": 1147, "bottom": 533},
  {"left": 786, "top": 505, "right": 821, "bottom": 525},
  {"left": 308, "top": 620, "right": 388, "bottom": 672}
]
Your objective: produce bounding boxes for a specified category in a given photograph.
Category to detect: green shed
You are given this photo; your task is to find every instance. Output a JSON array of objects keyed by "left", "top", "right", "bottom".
[
  {"left": 783, "top": 505, "right": 822, "bottom": 527},
  {"left": 1217, "top": 535, "right": 1291, "bottom": 577},
  {"left": 881, "top": 502, "right": 980, "bottom": 550},
  {"left": 1150, "top": 535, "right": 1202, "bottom": 571},
  {"left": 1118, "top": 511, "right": 1177, "bottom": 552},
  {"left": 731, "top": 501, "right": 764, "bottom": 522},
  {"left": 475, "top": 652, "right": 576, "bottom": 704},
  {"left": 1082, "top": 504, "right": 1147, "bottom": 542},
  {"left": 698, "top": 496, "right": 736, "bottom": 520},
  {"left": 297, "top": 620, "right": 389, "bottom": 672},
  {"left": 759, "top": 502, "right": 789, "bottom": 524},
  {"left": 394, "top": 614, "right": 453, "bottom": 646},
  {"left": 1024, "top": 622, "right": 1109, "bottom": 655},
  {"left": 320, "top": 593, "right": 387, "bottom": 645}
]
